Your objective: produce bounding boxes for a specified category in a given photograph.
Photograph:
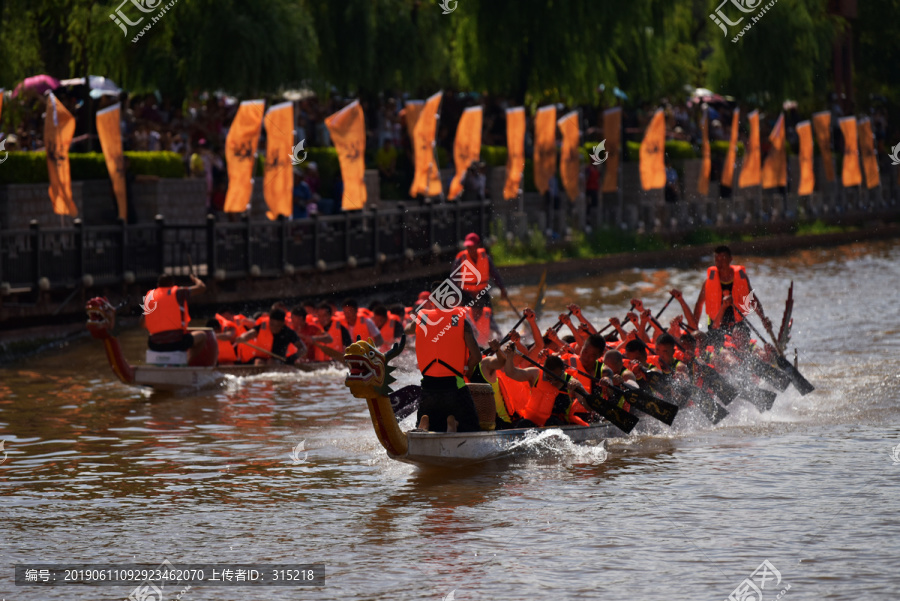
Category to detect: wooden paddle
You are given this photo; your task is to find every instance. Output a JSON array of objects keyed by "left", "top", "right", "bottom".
[
  {"left": 644, "top": 293, "right": 675, "bottom": 333},
  {"left": 515, "top": 351, "right": 639, "bottom": 434},
  {"left": 390, "top": 385, "right": 422, "bottom": 420},
  {"left": 598, "top": 302, "right": 637, "bottom": 335},
  {"left": 311, "top": 340, "right": 346, "bottom": 362},
  {"left": 734, "top": 306, "right": 815, "bottom": 395},
  {"left": 243, "top": 342, "right": 288, "bottom": 363},
  {"left": 571, "top": 366, "right": 679, "bottom": 426}
]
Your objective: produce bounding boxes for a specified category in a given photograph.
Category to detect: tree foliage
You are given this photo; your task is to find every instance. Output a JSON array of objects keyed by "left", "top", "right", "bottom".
[{"left": 0, "top": 0, "right": 893, "bottom": 117}]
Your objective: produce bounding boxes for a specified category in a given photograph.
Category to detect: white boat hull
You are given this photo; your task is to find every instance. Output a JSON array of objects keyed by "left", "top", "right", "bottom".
[
  {"left": 398, "top": 422, "right": 616, "bottom": 467},
  {"left": 131, "top": 362, "right": 335, "bottom": 391}
]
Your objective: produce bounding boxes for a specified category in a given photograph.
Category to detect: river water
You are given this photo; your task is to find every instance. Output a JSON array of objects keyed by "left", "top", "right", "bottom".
[{"left": 2, "top": 239, "right": 900, "bottom": 601}]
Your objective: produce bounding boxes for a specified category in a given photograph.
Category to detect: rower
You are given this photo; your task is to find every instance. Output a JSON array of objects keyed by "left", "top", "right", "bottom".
[
  {"left": 142, "top": 273, "right": 208, "bottom": 364},
  {"left": 467, "top": 304, "right": 499, "bottom": 347},
  {"left": 290, "top": 305, "right": 325, "bottom": 361},
  {"left": 209, "top": 315, "right": 238, "bottom": 365},
  {"left": 452, "top": 232, "right": 509, "bottom": 322},
  {"left": 406, "top": 298, "right": 482, "bottom": 433},
  {"left": 234, "top": 309, "right": 306, "bottom": 365},
  {"left": 568, "top": 333, "right": 607, "bottom": 392},
  {"left": 503, "top": 351, "right": 587, "bottom": 428},
  {"left": 371, "top": 305, "right": 404, "bottom": 352},
  {"left": 342, "top": 298, "right": 384, "bottom": 348},
  {"left": 468, "top": 339, "right": 520, "bottom": 430},
  {"left": 313, "top": 302, "right": 352, "bottom": 355},
  {"left": 622, "top": 339, "right": 658, "bottom": 392},
  {"left": 692, "top": 245, "right": 772, "bottom": 344}
]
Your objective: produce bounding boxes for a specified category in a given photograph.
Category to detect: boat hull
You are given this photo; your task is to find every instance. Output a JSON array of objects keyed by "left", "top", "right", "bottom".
[
  {"left": 396, "top": 422, "right": 616, "bottom": 467},
  {"left": 131, "top": 362, "right": 336, "bottom": 391}
]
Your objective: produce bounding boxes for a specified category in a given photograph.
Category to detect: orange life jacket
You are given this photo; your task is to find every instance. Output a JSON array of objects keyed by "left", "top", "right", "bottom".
[
  {"left": 214, "top": 314, "right": 238, "bottom": 364},
  {"left": 568, "top": 355, "right": 601, "bottom": 392},
  {"left": 379, "top": 315, "right": 402, "bottom": 352},
  {"left": 144, "top": 286, "right": 190, "bottom": 334},
  {"left": 705, "top": 264, "right": 750, "bottom": 324},
  {"left": 345, "top": 316, "right": 375, "bottom": 344},
  {"left": 359, "top": 307, "right": 374, "bottom": 319},
  {"left": 415, "top": 308, "right": 467, "bottom": 378},
  {"left": 497, "top": 371, "right": 530, "bottom": 417},
  {"left": 454, "top": 248, "right": 491, "bottom": 293},
  {"left": 467, "top": 307, "right": 492, "bottom": 346},
  {"left": 520, "top": 373, "right": 568, "bottom": 427}
]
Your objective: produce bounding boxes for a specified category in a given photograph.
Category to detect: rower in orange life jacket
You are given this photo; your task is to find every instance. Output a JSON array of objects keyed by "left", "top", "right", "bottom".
[
  {"left": 289, "top": 305, "right": 325, "bottom": 362},
  {"left": 233, "top": 309, "right": 306, "bottom": 364},
  {"left": 212, "top": 312, "right": 240, "bottom": 364},
  {"left": 405, "top": 299, "right": 483, "bottom": 433},
  {"left": 142, "top": 272, "right": 211, "bottom": 363},
  {"left": 467, "top": 339, "right": 521, "bottom": 430},
  {"left": 371, "top": 305, "right": 403, "bottom": 353},
  {"left": 502, "top": 351, "right": 588, "bottom": 428},
  {"left": 340, "top": 298, "right": 384, "bottom": 348},
  {"left": 467, "top": 305, "right": 499, "bottom": 347},
  {"left": 692, "top": 245, "right": 773, "bottom": 336},
  {"left": 310, "top": 302, "right": 351, "bottom": 358},
  {"left": 452, "top": 233, "right": 509, "bottom": 331}
]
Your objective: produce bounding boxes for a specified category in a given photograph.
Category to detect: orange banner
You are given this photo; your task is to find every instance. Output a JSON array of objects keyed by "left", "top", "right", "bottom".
[
  {"left": 738, "top": 110, "right": 761, "bottom": 188},
  {"left": 796, "top": 121, "right": 815, "bottom": 196},
  {"left": 95, "top": 103, "right": 128, "bottom": 221},
  {"left": 533, "top": 105, "right": 557, "bottom": 195},
  {"left": 326, "top": 99, "right": 368, "bottom": 210},
  {"left": 858, "top": 118, "right": 880, "bottom": 190},
  {"left": 409, "top": 91, "right": 443, "bottom": 198},
  {"left": 448, "top": 106, "right": 482, "bottom": 200},
  {"left": 721, "top": 109, "right": 740, "bottom": 189},
  {"left": 762, "top": 112, "right": 786, "bottom": 189},
  {"left": 812, "top": 111, "right": 834, "bottom": 182},
  {"left": 602, "top": 107, "right": 622, "bottom": 193},
  {"left": 45, "top": 92, "right": 77, "bottom": 216},
  {"left": 698, "top": 109, "right": 711, "bottom": 196},
  {"left": 263, "top": 101, "right": 294, "bottom": 220},
  {"left": 640, "top": 109, "right": 666, "bottom": 190},
  {"left": 557, "top": 110, "right": 581, "bottom": 202},
  {"left": 403, "top": 100, "right": 424, "bottom": 141},
  {"left": 503, "top": 107, "right": 526, "bottom": 200},
  {"left": 839, "top": 116, "right": 862, "bottom": 187},
  {"left": 223, "top": 100, "right": 264, "bottom": 213}
]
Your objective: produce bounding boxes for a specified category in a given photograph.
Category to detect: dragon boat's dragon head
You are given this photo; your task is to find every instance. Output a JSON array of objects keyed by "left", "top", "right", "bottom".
[
  {"left": 86, "top": 297, "right": 117, "bottom": 340},
  {"left": 344, "top": 336, "right": 405, "bottom": 399}
]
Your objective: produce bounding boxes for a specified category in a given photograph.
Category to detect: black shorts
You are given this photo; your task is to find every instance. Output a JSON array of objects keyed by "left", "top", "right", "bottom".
[
  {"left": 417, "top": 385, "right": 481, "bottom": 433},
  {"left": 148, "top": 332, "right": 194, "bottom": 352}
]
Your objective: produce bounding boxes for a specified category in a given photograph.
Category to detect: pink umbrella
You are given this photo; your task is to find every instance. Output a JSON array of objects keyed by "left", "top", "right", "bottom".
[{"left": 11, "top": 74, "right": 61, "bottom": 98}]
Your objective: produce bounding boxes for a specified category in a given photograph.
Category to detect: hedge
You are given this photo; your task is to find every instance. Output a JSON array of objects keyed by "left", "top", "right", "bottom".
[{"left": 0, "top": 151, "right": 185, "bottom": 184}]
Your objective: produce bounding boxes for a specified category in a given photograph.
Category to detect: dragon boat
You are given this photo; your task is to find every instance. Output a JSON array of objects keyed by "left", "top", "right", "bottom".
[
  {"left": 86, "top": 297, "right": 335, "bottom": 392},
  {"left": 343, "top": 336, "right": 616, "bottom": 467}
]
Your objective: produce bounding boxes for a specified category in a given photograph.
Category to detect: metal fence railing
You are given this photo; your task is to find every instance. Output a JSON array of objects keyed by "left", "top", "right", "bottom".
[{"left": 0, "top": 200, "right": 491, "bottom": 293}]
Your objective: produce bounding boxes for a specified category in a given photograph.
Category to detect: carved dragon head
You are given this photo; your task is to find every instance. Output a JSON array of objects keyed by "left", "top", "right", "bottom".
[
  {"left": 344, "top": 336, "right": 405, "bottom": 398},
  {"left": 86, "top": 297, "right": 116, "bottom": 340}
]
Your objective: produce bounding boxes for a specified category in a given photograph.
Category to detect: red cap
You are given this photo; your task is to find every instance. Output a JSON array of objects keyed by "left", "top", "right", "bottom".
[
  {"left": 464, "top": 232, "right": 481, "bottom": 247},
  {"left": 417, "top": 291, "right": 431, "bottom": 301}
]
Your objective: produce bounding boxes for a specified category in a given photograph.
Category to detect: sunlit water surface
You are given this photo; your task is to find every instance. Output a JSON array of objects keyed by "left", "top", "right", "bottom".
[{"left": 2, "top": 239, "right": 900, "bottom": 600}]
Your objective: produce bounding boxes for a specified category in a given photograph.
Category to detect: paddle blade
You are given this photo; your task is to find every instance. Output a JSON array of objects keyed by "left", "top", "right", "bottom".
[
  {"left": 534, "top": 269, "right": 548, "bottom": 320},
  {"left": 582, "top": 393, "right": 639, "bottom": 434},
  {"left": 695, "top": 391, "right": 729, "bottom": 424},
  {"left": 389, "top": 385, "right": 422, "bottom": 420},
  {"left": 776, "top": 355, "right": 815, "bottom": 395},
  {"left": 746, "top": 354, "right": 792, "bottom": 391},
  {"left": 622, "top": 389, "right": 679, "bottom": 426},
  {"left": 698, "top": 363, "right": 739, "bottom": 405},
  {"left": 741, "top": 387, "right": 778, "bottom": 413},
  {"left": 777, "top": 281, "right": 794, "bottom": 353}
]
